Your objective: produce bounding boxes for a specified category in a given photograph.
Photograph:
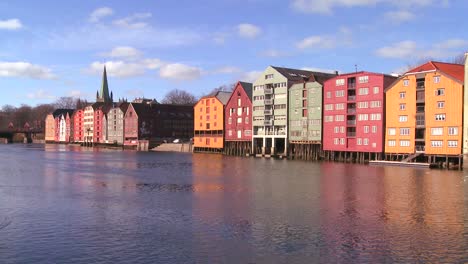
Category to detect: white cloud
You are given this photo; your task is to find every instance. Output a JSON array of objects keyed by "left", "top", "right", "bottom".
[
  {"left": 26, "top": 89, "right": 56, "bottom": 100},
  {"left": 237, "top": 23, "right": 261, "bottom": 39},
  {"left": 239, "top": 70, "right": 262, "bottom": 83},
  {"left": 213, "top": 66, "right": 242, "bottom": 74},
  {"left": 68, "top": 90, "right": 87, "bottom": 98},
  {"left": 296, "top": 35, "right": 335, "bottom": 49},
  {"left": 113, "top": 13, "right": 152, "bottom": 29},
  {"left": 375, "top": 41, "right": 417, "bottom": 58},
  {"left": 142, "top": 58, "right": 165, "bottom": 70},
  {"left": 291, "top": 0, "right": 449, "bottom": 14},
  {"left": 159, "top": 63, "right": 202, "bottom": 81},
  {"left": 384, "top": 10, "right": 415, "bottom": 24},
  {"left": 89, "top": 7, "right": 114, "bottom": 23},
  {"left": 376, "top": 38, "right": 466, "bottom": 60},
  {"left": 85, "top": 60, "right": 154, "bottom": 78},
  {"left": 0, "top": 19, "right": 22, "bottom": 30},
  {"left": 0, "top": 61, "right": 56, "bottom": 79},
  {"left": 100, "top": 46, "right": 142, "bottom": 59}
]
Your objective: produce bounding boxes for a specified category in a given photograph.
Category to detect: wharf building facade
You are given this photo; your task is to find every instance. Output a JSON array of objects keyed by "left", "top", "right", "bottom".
[
  {"left": 194, "top": 91, "right": 231, "bottom": 153},
  {"left": 323, "top": 72, "right": 396, "bottom": 162},
  {"left": 224, "top": 82, "right": 253, "bottom": 156},
  {"left": 252, "top": 66, "right": 336, "bottom": 157},
  {"left": 288, "top": 73, "right": 336, "bottom": 160},
  {"left": 385, "top": 61, "right": 464, "bottom": 166}
]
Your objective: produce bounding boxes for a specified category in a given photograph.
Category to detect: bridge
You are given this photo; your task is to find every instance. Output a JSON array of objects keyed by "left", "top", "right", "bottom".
[{"left": 0, "top": 128, "right": 43, "bottom": 143}]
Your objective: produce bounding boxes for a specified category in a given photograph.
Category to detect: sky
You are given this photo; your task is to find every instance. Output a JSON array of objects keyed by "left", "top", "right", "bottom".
[{"left": 0, "top": 0, "right": 467, "bottom": 106}]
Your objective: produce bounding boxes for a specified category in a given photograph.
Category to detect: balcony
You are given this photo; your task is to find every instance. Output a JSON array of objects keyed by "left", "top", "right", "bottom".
[
  {"left": 264, "top": 99, "right": 273, "bottom": 105},
  {"left": 416, "top": 145, "right": 425, "bottom": 153},
  {"left": 348, "top": 95, "right": 356, "bottom": 101},
  {"left": 264, "top": 88, "right": 273, "bottom": 94},
  {"left": 264, "top": 109, "right": 273, "bottom": 115},
  {"left": 347, "top": 108, "right": 356, "bottom": 114},
  {"left": 347, "top": 120, "right": 356, "bottom": 126},
  {"left": 348, "top": 83, "right": 356, "bottom": 89},
  {"left": 264, "top": 120, "right": 273, "bottom": 126},
  {"left": 347, "top": 132, "right": 356, "bottom": 137}
]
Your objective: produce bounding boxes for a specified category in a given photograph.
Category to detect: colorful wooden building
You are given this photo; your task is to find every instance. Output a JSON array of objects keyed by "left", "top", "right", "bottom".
[
  {"left": 251, "top": 66, "right": 336, "bottom": 157},
  {"left": 124, "top": 103, "right": 152, "bottom": 147},
  {"left": 107, "top": 102, "right": 129, "bottom": 145},
  {"left": 288, "top": 73, "right": 337, "bottom": 160},
  {"left": 194, "top": 91, "right": 231, "bottom": 152},
  {"left": 45, "top": 113, "right": 55, "bottom": 142},
  {"left": 224, "top": 82, "right": 253, "bottom": 156},
  {"left": 323, "top": 72, "right": 396, "bottom": 161},
  {"left": 72, "top": 108, "right": 84, "bottom": 142},
  {"left": 385, "top": 61, "right": 464, "bottom": 165}
]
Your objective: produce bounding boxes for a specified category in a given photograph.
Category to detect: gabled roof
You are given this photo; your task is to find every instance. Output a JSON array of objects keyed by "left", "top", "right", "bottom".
[
  {"left": 238, "top": 81, "right": 253, "bottom": 101},
  {"left": 129, "top": 102, "right": 152, "bottom": 118},
  {"left": 52, "top": 109, "right": 74, "bottom": 118},
  {"left": 118, "top": 102, "right": 130, "bottom": 112},
  {"left": 215, "top": 91, "right": 232, "bottom": 105},
  {"left": 271, "top": 66, "right": 338, "bottom": 83},
  {"left": 406, "top": 61, "right": 464, "bottom": 82}
]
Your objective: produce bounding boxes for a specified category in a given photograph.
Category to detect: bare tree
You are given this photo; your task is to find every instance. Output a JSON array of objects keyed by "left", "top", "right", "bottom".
[
  {"left": 54, "top": 96, "right": 77, "bottom": 109},
  {"left": 161, "top": 89, "right": 197, "bottom": 105},
  {"left": 451, "top": 53, "right": 466, "bottom": 64}
]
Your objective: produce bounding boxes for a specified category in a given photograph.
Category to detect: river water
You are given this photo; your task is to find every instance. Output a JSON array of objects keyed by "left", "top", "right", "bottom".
[{"left": 0, "top": 144, "right": 466, "bottom": 263}]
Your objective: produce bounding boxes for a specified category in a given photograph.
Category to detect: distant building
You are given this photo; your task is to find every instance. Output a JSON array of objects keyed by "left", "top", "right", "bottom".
[
  {"left": 323, "top": 72, "right": 396, "bottom": 158},
  {"left": 194, "top": 91, "right": 231, "bottom": 152},
  {"left": 72, "top": 109, "right": 84, "bottom": 142},
  {"left": 96, "top": 66, "right": 113, "bottom": 104},
  {"left": 46, "top": 109, "right": 73, "bottom": 143},
  {"left": 224, "top": 81, "right": 253, "bottom": 155},
  {"left": 45, "top": 114, "right": 55, "bottom": 142},
  {"left": 83, "top": 105, "right": 94, "bottom": 143},
  {"left": 107, "top": 102, "right": 130, "bottom": 145},
  {"left": 385, "top": 61, "right": 464, "bottom": 162}
]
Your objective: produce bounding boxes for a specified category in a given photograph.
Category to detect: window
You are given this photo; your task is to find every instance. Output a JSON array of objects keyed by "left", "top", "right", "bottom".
[
  {"left": 334, "top": 126, "right": 339, "bottom": 133},
  {"left": 340, "top": 126, "right": 345, "bottom": 133},
  {"left": 358, "top": 102, "right": 368, "bottom": 108},
  {"left": 400, "top": 128, "right": 410, "bottom": 135},
  {"left": 358, "top": 114, "right": 368, "bottom": 121},
  {"left": 399, "top": 115, "right": 408, "bottom": 122},
  {"left": 431, "top": 140, "right": 443, "bottom": 147},
  {"left": 363, "top": 138, "right": 369, "bottom": 145},
  {"left": 435, "top": 114, "right": 446, "bottom": 121},
  {"left": 357, "top": 138, "right": 362, "bottom": 145},
  {"left": 363, "top": 126, "right": 369, "bottom": 133},
  {"left": 373, "top": 86, "right": 379, "bottom": 94},
  {"left": 372, "top": 126, "right": 377, "bottom": 133},
  {"left": 431, "top": 127, "right": 443, "bottom": 136},
  {"left": 335, "top": 90, "right": 345, "bottom": 97},
  {"left": 388, "top": 140, "right": 396, "bottom": 147},
  {"left": 400, "top": 92, "right": 406, "bottom": 99},
  {"left": 326, "top": 91, "right": 331, "bottom": 98},
  {"left": 448, "top": 127, "right": 458, "bottom": 135},
  {"left": 228, "top": 130, "right": 233, "bottom": 136},
  {"left": 336, "top": 79, "right": 345, "bottom": 86},
  {"left": 325, "top": 116, "right": 334, "bottom": 122},
  {"left": 335, "top": 115, "right": 345, "bottom": 121},
  {"left": 265, "top": 74, "right": 274, "bottom": 79},
  {"left": 436, "top": 88, "right": 445, "bottom": 96},
  {"left": 403, "top": 79, "right": 409, "bottom": 86},
  {"left": 325, "top": 104, "right": 334, "bottom": 111},
  {"left": 334, "top": 138, "right": 339, "bottom": 145},
  {"left": 340, "top": 138, "right": 345, "bottom": 145},
  {"left": 399, "top": 103, "right": 406, "bottom": 110},
  {"left": 370, "top": 113, "right": 381, "bottom": 120},
  {"left": 437, "top": 101, "right": 445, "bottom": 109},
  {"left": 433, "top": 76, "right": 440, "bottom": 83},
  {"left": 400, "top": 140, "right": 410, "bottom": 147},
  {"left": 358, "top": 88, "right": 369, "bottom": 95},
  {"left": 358, "top": 76, "right": 369, "bottom": 83},
  {"left": 370, "top": 101, "right": 381, "bottom": 108},
  {"left": 237, "top": 117, "right": 242, "bottom": 124},
  {"left": 237, "top": 98, "right": 241, "bottom": 106},
  {"left": 448, "top": 140, "right": 458, "bottom": 148},
  {"left": 245, "top": 117, "right": 249, "bottom": 124}
]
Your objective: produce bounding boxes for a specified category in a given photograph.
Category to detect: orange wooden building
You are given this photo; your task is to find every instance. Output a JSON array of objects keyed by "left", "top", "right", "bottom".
[
  {"left": 385, "top": 61, "right": 464, "bottom": 163},
  {"left": 193, "top": 91, "right": 231, "bottom": 152}
]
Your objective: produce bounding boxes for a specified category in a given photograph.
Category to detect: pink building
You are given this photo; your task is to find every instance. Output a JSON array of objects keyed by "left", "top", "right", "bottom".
[
  {"left": 323, "top": 72, "right": 396, "bottom": 154},
  {"left": 224, "top": 82, "right": 253, "bottom": 155},
  {"left": 73, "top": 109, "right": 84, "bottom": 142}
]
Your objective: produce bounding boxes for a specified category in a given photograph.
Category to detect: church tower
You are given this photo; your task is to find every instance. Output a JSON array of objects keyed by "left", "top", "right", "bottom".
[{"left": 96, "top": 66, "right": 113, "bottom": 103}]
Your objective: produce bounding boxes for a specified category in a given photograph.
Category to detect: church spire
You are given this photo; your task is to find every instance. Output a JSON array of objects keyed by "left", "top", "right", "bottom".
[{"left": 97, "top": 65, "right": 112, "bottom": 103}]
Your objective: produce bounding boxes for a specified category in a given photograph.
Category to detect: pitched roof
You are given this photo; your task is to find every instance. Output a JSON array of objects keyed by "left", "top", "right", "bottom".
[
  {"left": 117, "top": 102, "right": 130, "bottom": 112},
  {"left": 52, "top": 109, "right": 74, "bottom": 118},
  {"left": 130, "top": 102, "right": 152, "bottom": 118},
  {"left": 271, "top": 66, "right": 338, "bottom": 83},
  {"left": 406, "top": 61, "right": 464, "bottom": 82},
  {"left": 214, "top": 91, "right": 232, "bottom": 105},
  {"left": 238, "top": 81, "right": 253, "bottom": 101}
]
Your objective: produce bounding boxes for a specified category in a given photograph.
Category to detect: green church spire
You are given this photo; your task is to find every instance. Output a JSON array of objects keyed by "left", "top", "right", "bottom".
[{"left": 97, "top": 65, "right": 112, "bottom": 103}]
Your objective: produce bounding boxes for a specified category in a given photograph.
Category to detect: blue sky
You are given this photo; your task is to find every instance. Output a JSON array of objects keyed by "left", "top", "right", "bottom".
[{"left": 0, "top": 0, "right": 466, "bottom": 106}]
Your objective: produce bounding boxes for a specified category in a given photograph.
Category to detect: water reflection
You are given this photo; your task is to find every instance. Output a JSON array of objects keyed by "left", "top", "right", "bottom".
[{"left": 0, "top": 144, "right": 465, "bottom": 263}]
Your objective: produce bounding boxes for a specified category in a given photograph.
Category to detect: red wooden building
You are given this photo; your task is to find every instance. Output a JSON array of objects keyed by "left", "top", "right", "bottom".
[
  {"left": 224, "top": 81, "right": 253, "bottom": 155},
  {"left": 92, "top": 103, "right": 112, "bottom": 143},
  {"left": 73, "top": 108, "right": 84, "bottom": 142},
  {"left": 323, "top": 72, "right": 396, "bottom": 160}
]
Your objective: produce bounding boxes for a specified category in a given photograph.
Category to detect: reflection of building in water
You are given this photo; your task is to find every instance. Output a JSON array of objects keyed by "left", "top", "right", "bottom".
[
  {"left": 381, "top": 166, "right": 465, "bottom": 262},
  {"left": 320, "top": 163, "right": 387, "bottom": 263},
  {"left": 191, "top": 154, "right": 254, "bottom": 262}
]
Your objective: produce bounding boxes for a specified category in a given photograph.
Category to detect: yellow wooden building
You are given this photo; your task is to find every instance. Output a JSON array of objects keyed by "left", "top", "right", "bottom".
[{"left": 385, "top": 61, "right": 464, "bottom": 161}]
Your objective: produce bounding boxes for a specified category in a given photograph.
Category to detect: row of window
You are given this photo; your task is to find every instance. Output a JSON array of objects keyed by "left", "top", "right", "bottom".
[
  {"left": 290, "top": 130, "right": 320, "bottom": 137},
  {"left": 388, "top": 127, "right": 458, "bottom": 136},
  {"left": 228, "top": 107, "right": 250, "bottom": 116},
  {"left": 388, "top": 140, "right": 458, "bottom": 148},
  {"left": 227, "top": 129, "right": 252, "bottom": 137},
  {"left": 227, "top": 117, "right": 250, "bottom": 125},
  {"left": 399, "top": 88, "right": 445, "bottom": 99},
  {"left": 358, "top": 113, "right": 382, "bottom": 121},
  {"left": 402, "top": 76, "right": 440, "bottom": 86},
  {"left": 290, "top": 119, "right": 321, "bottom": 126}
]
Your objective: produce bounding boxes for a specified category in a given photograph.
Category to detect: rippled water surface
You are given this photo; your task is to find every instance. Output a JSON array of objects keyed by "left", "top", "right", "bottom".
[{"left": 0, "top": 144, "right": 466, "bottom": 263}]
